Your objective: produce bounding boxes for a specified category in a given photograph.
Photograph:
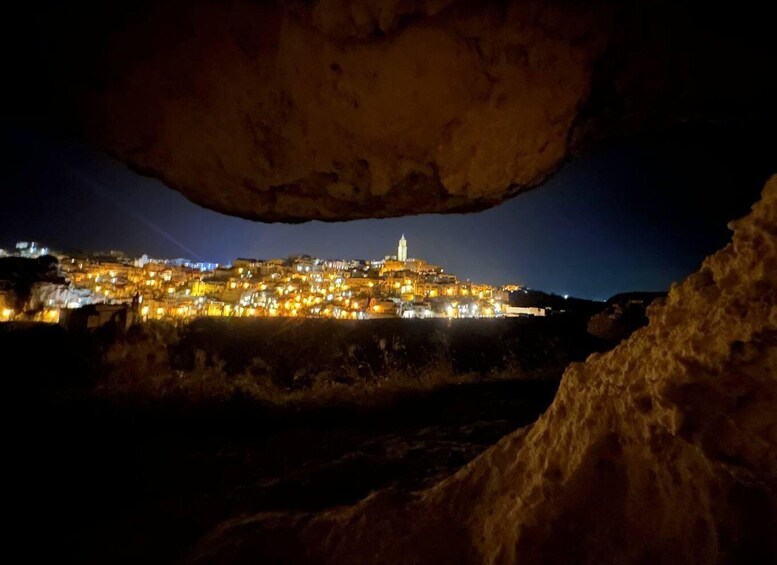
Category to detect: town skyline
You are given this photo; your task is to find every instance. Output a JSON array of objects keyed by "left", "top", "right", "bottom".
[
  {"left": 4, "top": 124, "right": 767, "bottom": 301},
  {"left": 1, "top": 233, "right": 509, "bottom": 285},
  {"left": 2, "top": 235, "right": 545, "bottom": 325}
]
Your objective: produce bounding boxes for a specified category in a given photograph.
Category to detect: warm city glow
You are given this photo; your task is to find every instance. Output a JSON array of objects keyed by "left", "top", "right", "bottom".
[{"left": 3, "top": 235, "right": 528, "bottom": 324}]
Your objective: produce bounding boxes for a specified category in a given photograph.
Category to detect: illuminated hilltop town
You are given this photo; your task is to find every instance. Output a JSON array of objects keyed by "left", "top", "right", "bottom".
[{"left": 0, "top": 237, "right": 543, "bottom": 326}]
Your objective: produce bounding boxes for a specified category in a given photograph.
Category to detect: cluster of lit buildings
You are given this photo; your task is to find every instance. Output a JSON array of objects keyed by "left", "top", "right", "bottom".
[{"left": 1, "top": 236, "right": 528, "bottom": 324}]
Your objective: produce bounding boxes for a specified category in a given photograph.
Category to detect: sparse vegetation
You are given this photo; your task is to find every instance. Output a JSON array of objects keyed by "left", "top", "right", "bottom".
[
  {"left": 4, "top": 315, "right": 606, "bottom": 563},
  {"left": 94, "top": 317, "right": 598, "bottom": 409}
]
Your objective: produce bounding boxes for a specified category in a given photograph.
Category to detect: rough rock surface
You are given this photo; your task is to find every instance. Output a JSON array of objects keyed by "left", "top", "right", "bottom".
[
  {"left": 193, "top": 176, "right": 777, "bottom": 563},
  {"left": 23, "top": 0, "right": 776, "bottom": 221},
  {"left": 586, "top": 302, "right": 641, "bottom": 342},
  {"left": 86, "top": 0, "right": 607, "bottom": 221},
  {"left": 587, "top": 293, "right": 666, "bottom": 343}
]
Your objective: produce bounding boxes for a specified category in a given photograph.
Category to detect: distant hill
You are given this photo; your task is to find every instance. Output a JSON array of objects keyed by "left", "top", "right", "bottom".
[
  {"left": 606, "top": 291, "right": 667, "bottom": 305},
  {"left": 589, "top": 291, "right": 667, "bottom": 342},
  {"left": 507, "top": 289, "right": 668, "bottom": 343},
  {"left": 507, "top": 289, "right": 603, "bottom": 317}
]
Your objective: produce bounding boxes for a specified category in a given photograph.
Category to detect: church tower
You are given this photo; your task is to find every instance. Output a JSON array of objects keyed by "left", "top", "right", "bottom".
[{"left": 398, "top": 234, "right": 407, "bottom": 262}]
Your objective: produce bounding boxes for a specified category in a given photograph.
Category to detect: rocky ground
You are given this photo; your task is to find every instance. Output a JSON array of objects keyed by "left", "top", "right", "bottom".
[
  {"left": 4, "top": 315, "right": 599, "bottom": 563},
  {"left": 21, "top": 380, "right": 554, "bottom": 563}
]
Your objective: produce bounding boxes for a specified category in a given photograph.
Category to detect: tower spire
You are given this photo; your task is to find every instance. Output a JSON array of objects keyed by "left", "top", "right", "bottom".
[{"left": 398, "top": 234, "right": 407, "bottom": 262}]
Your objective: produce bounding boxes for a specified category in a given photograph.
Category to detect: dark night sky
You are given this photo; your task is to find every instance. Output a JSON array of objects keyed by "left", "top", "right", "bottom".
[{"left": 1, "top": 122, "right": 773, "bottom": 300}]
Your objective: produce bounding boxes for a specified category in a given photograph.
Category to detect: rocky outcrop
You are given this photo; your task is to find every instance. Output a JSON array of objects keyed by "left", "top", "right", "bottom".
[
  {"left": 85, "top": 0, "right": 607, "bottom": 221},
  {"left": 193, "top": 176, "right": 777, "bottom": 563},
  {"left": 587, "top": 292, "right": 666, "bottom": 342},
  {"left": 587, "top": 302, "right": 643, "bottom": 341},
  {"left": 21, "top": 0, "right": 776, "bottom": 221}
]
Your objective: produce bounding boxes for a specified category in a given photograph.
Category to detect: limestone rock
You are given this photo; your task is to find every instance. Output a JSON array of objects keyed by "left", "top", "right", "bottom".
[
  {"left": 587, "top": 292, "right": 665, "bottom": 342},
  {"left": 193, "top": 175, "right": 777, "bottom": 563},
  {"left": 23, "top": 0, "right": 776, "bottom": 221},
  {"left": 84, "top": 0, "right": 605, "bottom": 221}
]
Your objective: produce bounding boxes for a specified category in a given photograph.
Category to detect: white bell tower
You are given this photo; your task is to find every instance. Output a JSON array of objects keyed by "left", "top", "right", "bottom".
[{"left": 398, "top": 234, "right": 407, "bottom": 262}]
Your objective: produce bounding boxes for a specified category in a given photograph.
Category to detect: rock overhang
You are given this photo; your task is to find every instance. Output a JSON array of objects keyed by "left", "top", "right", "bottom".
[{"left": 14, "top": 0, "right": 777, "bottom": 222}]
